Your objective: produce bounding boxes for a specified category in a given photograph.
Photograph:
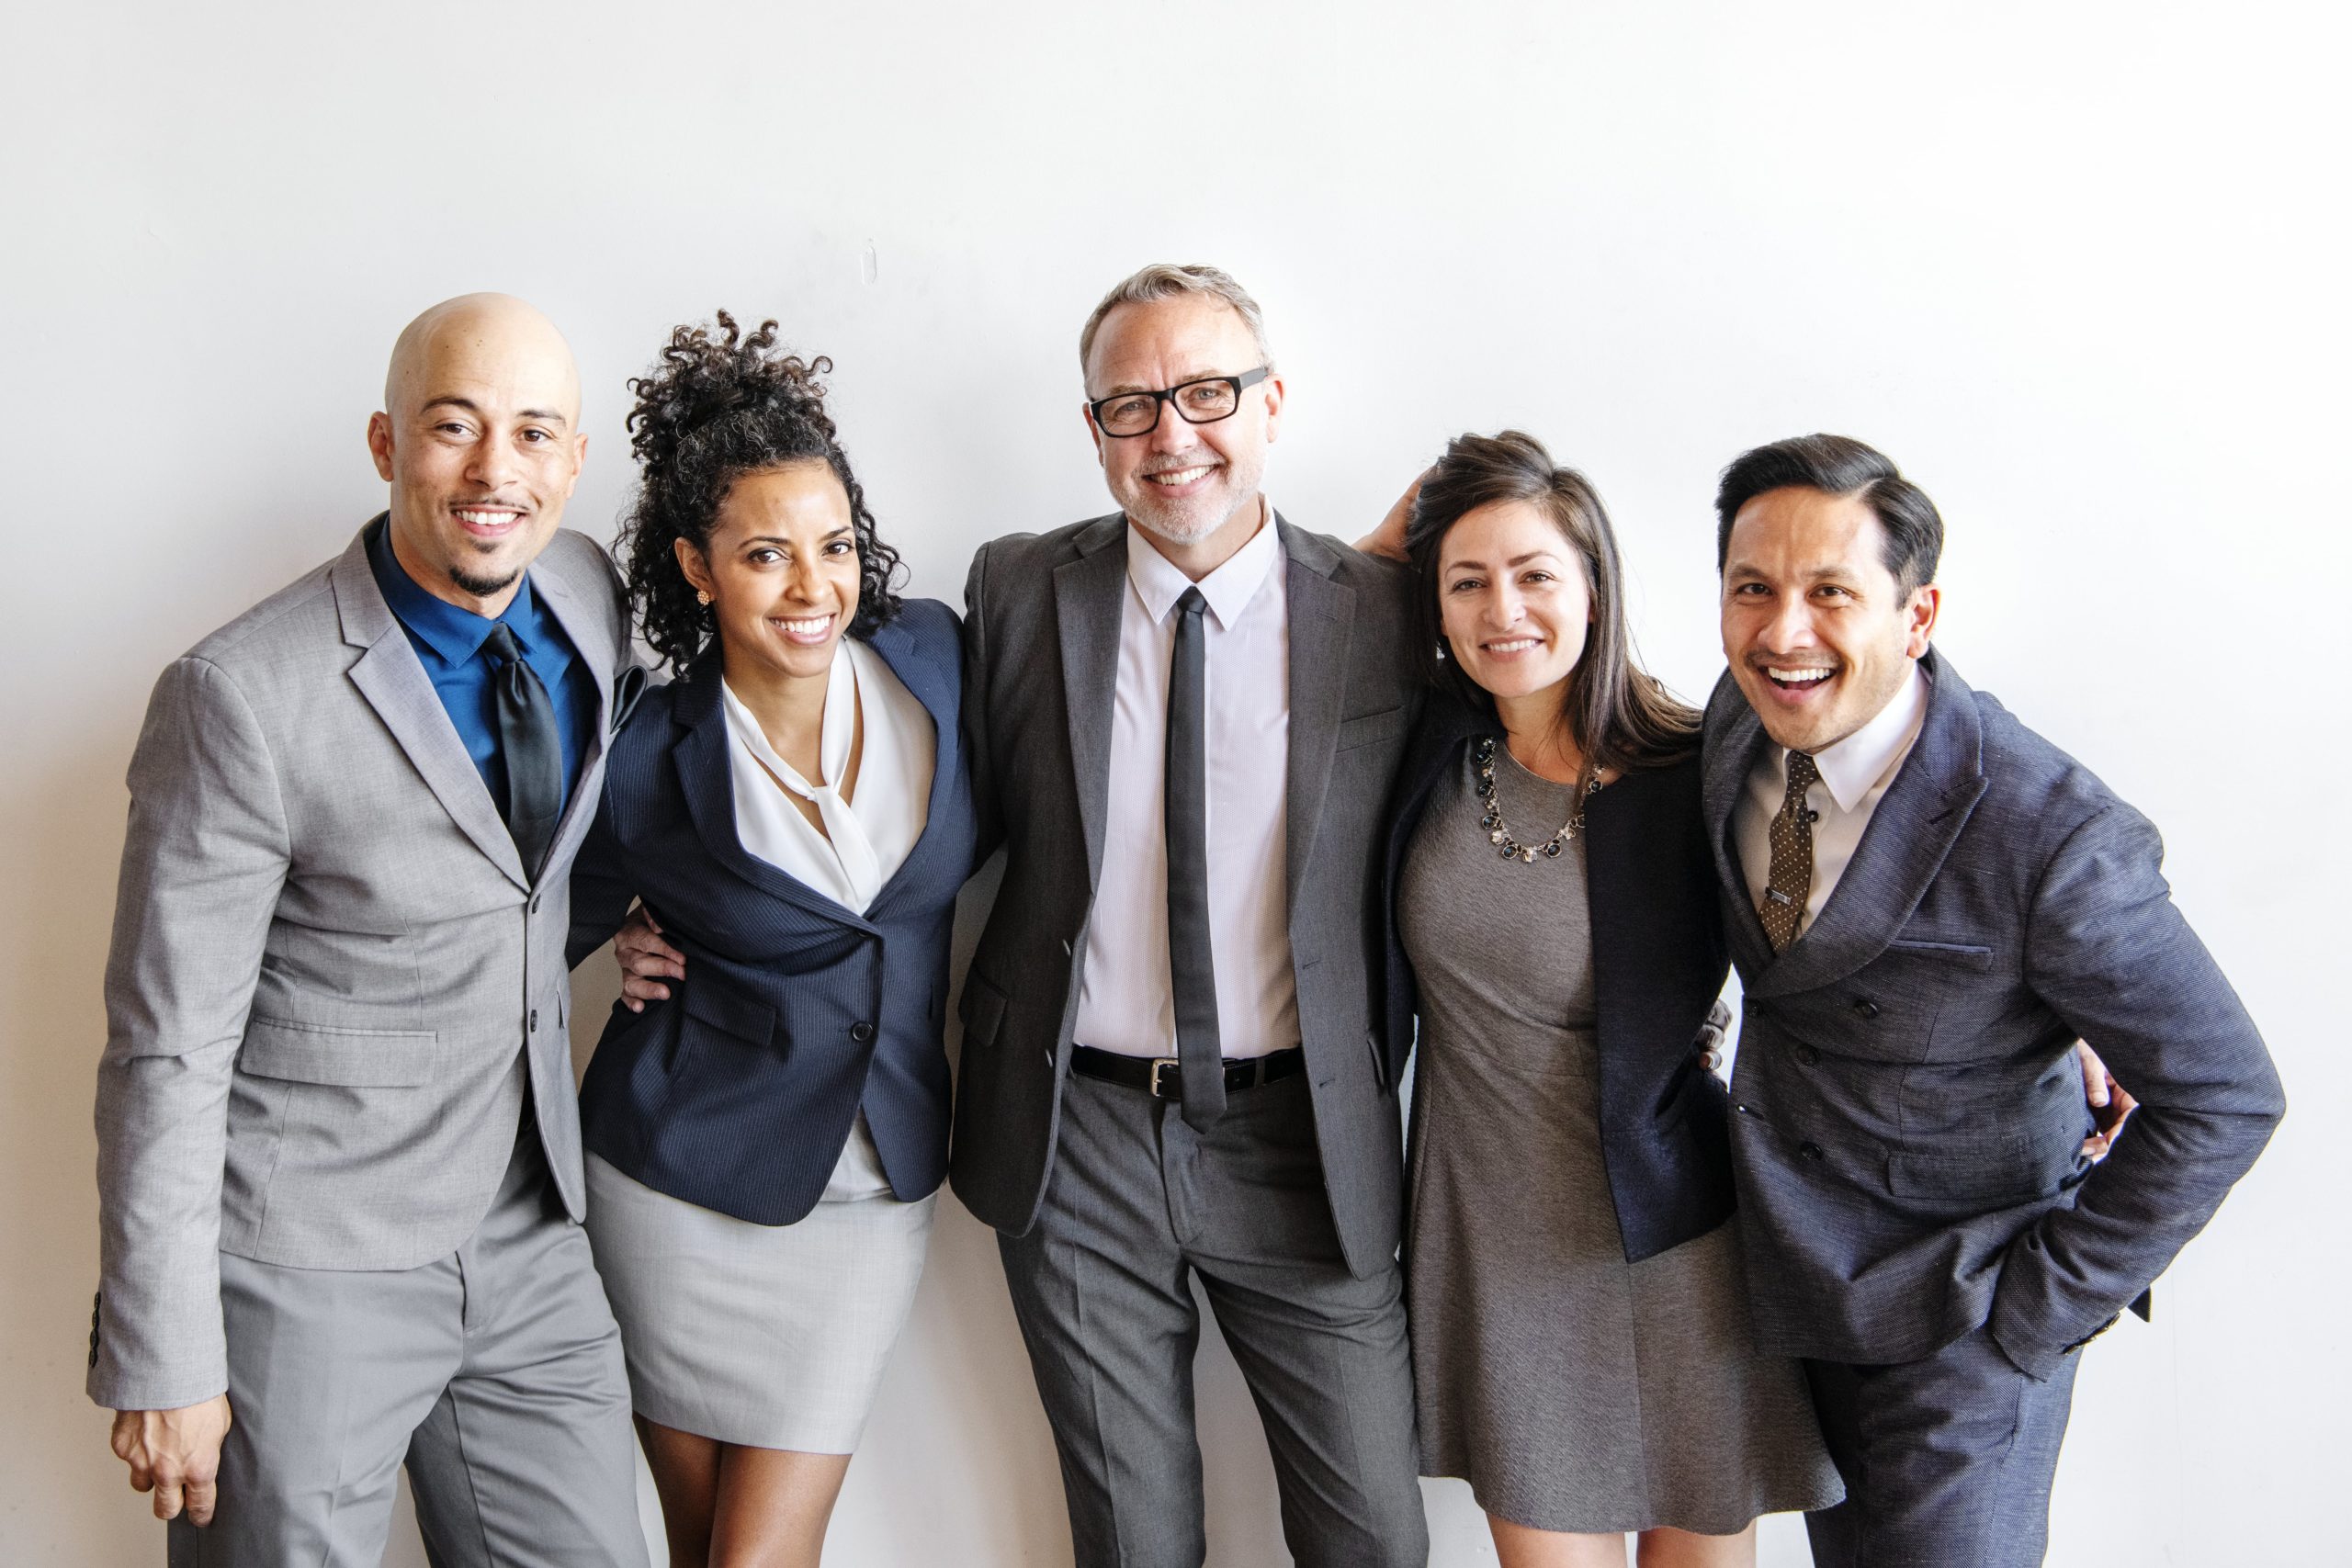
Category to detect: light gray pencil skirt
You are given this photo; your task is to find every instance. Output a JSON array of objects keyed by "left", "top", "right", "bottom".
[{"left": 583, "top": 1122, "right": 935, "bottom": 1454}]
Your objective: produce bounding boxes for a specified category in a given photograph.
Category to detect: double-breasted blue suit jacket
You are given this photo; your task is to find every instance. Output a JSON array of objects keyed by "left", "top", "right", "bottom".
[
  {"left": 1703, "top": 648, "right": 2284, "bottom": 1376},
  {"left": 569, "top": 598, "right": 978, "bottom": 1225}
]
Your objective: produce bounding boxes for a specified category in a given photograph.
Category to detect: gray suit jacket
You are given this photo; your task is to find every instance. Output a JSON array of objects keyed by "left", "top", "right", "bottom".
[
  {"left": 1703, "top": 649, "right": 2285, "bottom": 1377},
  {"left": 946, "top": 513, "right": 1421, "bottom": 1279},
  {"left": 90, "top": 522, "right": 629, "bottom": 1411}
]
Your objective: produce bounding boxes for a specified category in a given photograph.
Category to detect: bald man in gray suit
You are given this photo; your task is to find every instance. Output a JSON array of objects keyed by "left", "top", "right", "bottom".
[{"left": 91, "top": 296, "right": 648, "bottom": 1566}]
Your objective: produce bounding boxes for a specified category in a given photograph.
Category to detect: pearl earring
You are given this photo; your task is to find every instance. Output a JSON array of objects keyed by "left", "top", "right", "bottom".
[{"left": 695, "top": 590, "right": 712, "bottom": 606}]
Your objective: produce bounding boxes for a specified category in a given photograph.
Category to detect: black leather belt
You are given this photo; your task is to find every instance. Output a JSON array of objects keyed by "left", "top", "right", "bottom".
[{"left": 1070, "top": 1043, "right": 1304, "bottom": 1100}]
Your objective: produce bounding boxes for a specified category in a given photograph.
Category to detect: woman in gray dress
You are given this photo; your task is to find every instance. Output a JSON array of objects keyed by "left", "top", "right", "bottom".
[{"left": 1373, "top": 432, "right": 1841, "bottom": 1566}]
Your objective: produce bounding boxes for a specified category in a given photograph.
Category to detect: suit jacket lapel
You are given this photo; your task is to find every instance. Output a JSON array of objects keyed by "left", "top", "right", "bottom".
[
  {"left": 863, "top": 614, "right": 961, "bottom": 908},
  {"left": 667, "top": 662, "right": 880, "bottom": 930},
  {"left": 1747, "top": 650, "right": 1988, "bottom": 998},
  {"left": 1280, "top": 518, "right": 1352, "bottom": 919},
  {"left": 333, "top": 533, "right": 530, "bottom": 889},
  {"left": 1700, "top": 669, "right": 1777, "bottom": 979},
  {"left": 1053, "top": 516, "right": 1128, "bottom": 890}
]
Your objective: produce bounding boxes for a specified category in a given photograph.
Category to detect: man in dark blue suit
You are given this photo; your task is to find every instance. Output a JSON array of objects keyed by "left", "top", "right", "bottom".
[{"left": 1701, "top": 434, "right": 2284, "bottom": 1566}]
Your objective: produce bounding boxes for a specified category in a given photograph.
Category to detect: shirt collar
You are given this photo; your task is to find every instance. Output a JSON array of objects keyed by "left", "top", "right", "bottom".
[
  {"left": 1782, "top": 659, "right": 1929, "bottom": 812},
  {"left": 366, "top": 514, "right": 544, "bottom": 667},
  {"left": 1124, "top": 499, "right": 1281, "bottom": 629}
]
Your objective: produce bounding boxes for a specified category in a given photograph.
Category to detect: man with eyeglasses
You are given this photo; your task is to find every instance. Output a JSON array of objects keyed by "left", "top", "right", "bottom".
[{"left": 947, "top": 264, "right": 1430, "bottom": 1567}]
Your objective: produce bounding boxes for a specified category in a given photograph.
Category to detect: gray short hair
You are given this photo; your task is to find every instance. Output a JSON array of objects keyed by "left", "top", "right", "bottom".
[{"left": 1078, "top": 264, "right": 1275, "bottom": 381}]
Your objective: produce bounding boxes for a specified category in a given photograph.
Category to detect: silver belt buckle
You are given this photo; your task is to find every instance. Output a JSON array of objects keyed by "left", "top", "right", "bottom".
[{"left": 1148, "top": 1058, "right": 1182, "bottom": 1098}]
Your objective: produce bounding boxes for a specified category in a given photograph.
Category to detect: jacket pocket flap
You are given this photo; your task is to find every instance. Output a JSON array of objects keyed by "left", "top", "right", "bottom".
[
  {"left": 960, "top": 974, "right": 1008, "bottom": 1047},
  {"left": 1885, "top": 1139, "right": 2083, "bottom": 1204},
  {"left": 239, "top": 1019, "right": 438, "bottom": 1086},
  {"left": 683, "top": 979, "right": 780, "bottom": 1046},
  {"left": 1335, "top": 705, "right": 1408, "bottom": 751}
]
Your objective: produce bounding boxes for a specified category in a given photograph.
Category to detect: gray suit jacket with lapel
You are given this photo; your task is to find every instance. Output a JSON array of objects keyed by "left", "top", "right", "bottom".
[
  {"left": 1703, "top": 649, "right": 2285, "bottom": 1377},
  {"left": 947, "top": 513, "right": 1421, "bottom": 1279},
  {"left": 90, "top": 520, "right": 628, "bottom": 1412}
]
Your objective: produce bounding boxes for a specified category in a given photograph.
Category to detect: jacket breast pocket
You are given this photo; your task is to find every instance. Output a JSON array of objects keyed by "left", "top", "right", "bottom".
[
  {"left": 238, "top": 1019, "right": 439, "bottom": 1086},
  {"left": 1884, "top": 937, "right": 1996, "bottom": 973},
  {"left": 1335, "top": 705, "right": 1408, "bottom": 752}
]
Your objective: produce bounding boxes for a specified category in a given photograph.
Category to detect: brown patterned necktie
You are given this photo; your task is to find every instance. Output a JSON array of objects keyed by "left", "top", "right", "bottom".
[{"left": 1759, "top": 750, "right": 1819, "bottom": 953}]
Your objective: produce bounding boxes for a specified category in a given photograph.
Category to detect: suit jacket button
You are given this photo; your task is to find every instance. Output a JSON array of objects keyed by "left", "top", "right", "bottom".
[
  {"left": 529, "top": 895, "right": 541, "bottom": 915},
  {"left": 1799, "top": 1141, "right": 1825, "bottom": 1161},
  {"left": 850, "top": 1021, "right": 876, "bottom": 1043},
  {"left": 1796, "top": 1044, "right": 1820, "bottom": 1066},
  {"left": 1851, "top": 998, "right": 1880, "bottom": 1020},
  {"left": 529, "top": 1009, "right": 538, "bottom": 1032}
]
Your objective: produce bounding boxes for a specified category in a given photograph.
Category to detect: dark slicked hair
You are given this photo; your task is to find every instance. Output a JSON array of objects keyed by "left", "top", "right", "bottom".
[
  {"left": 616, "top": 311, "right": 903, "bottom": 672},
  {"left": 1406, "top": 430, "right": 1700, "bottom": 775},
  {"left": 1713, "top": 434, "right": 1943, "bottom": 595}
]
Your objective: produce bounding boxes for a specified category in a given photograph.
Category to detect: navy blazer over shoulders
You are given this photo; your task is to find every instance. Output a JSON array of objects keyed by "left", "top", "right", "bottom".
[
  {"left": 1381, "top": 694, "right": 1732, "bottom": 1264},
  {"left": 568, "top": 597, "right": 978, "bottom": 1226}
]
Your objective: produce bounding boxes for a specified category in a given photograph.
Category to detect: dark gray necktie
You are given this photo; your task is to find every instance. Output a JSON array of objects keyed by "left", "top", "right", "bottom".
[
  {"left": 482, "top": 623, "right": 561, "bottom": 883},
  {"left": 1166, "top": 588, "right": 1225, "bottom": 1130}
]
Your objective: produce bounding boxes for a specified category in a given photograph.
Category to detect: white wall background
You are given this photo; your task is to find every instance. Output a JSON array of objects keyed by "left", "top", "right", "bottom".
[{"left": 5, "top": 2, "right": 2345, "bottom": 1562}]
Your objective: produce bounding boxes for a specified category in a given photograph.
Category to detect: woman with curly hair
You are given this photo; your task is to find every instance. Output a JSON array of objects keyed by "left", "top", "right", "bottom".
[{"left": 565, "top": 312, "right": 976, "bottom": 1566}]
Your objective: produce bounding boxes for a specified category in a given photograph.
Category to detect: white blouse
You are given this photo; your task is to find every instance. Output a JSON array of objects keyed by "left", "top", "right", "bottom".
[
  {"left": 719, "top": 637, "right": 935, "bottom": 914},
  {"left": 719, "top": 637, "right": 936, "bottom": 1201}
]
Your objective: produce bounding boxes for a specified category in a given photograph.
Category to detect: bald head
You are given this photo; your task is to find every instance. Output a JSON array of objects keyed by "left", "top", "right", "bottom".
[
  {"left": 383, "top": 292, "right": 580, "bottom": 425},
  {"left": 367, "top": 293, "right": 588, "bottom": 616}
]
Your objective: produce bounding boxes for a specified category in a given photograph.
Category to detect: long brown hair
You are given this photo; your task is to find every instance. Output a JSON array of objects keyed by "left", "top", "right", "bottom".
[{"left": 1405, "top": 429, "right": 1699, "bottom": 773}]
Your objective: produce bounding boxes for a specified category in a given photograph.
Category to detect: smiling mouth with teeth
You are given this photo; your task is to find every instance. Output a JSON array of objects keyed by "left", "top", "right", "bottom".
[
  {"left": 771, "top": 615, "right": 835, "bottom": 637},
  {"left": 1145, "top": 464, "right": 1216, "bottom": 486},
  {"left": 454, "top": 507, "right": 525, "bottom": 528},
  {"left": 1764, "top": 665, "right": 1836, "bottom": 690}
]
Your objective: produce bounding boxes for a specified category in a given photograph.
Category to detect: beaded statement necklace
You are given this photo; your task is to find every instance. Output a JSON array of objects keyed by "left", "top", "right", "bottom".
[{"left": 1474, "top": 736, "right": 1604, "bottom": 863}]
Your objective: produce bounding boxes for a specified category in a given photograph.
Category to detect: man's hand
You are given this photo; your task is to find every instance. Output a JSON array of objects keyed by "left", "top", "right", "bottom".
[
  {"left": 1694, "top": 998, "right": 1734, "bottom": 1075},
  {"left": 616, "top": 905, "right": 686, "bottom": 1011},
  {"left": 1352, "top": 473, "right": 1425, "bottom": 562},
  {"left": 2077, "top": 1041, "right": 2137, "bottom": 1162},
  {"left": 111, "top": 1396, "right": 232, "bottom": 1525}
]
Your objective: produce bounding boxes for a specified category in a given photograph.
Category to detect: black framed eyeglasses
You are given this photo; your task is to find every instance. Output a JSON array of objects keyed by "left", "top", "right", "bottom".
[{"left": 1088, "top": 367, "right": 1270, "bottom": 438}]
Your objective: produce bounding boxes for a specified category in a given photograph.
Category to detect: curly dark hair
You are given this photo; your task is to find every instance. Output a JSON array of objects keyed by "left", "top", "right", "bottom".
[{"left": 616, "top": 311, "right": 903, "bottom": 671}]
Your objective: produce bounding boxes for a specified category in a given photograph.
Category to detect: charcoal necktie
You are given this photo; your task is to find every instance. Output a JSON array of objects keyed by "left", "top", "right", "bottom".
[
  {"left": 482, "top": 623, "right": 562, "bottom": 882},
  {"left": 1759, "top": 750, "right": 1819, "bottom": 953},
  {"left": 1166, "top": 588, "right": 1225, "bottom": 1130}
]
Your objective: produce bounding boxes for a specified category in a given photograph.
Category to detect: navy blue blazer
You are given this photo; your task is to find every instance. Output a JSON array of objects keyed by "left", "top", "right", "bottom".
[
  {"left": 568, "top": 598, "right": 978, "bottom": 1226},
  {"left": 1381, "top": 694, "right": 1733, "bottom": 1264}
]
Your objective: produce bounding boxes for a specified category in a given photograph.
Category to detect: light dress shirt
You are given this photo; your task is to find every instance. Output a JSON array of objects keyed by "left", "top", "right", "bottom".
[
  {"left": 1735, "top": 660, "right": 1930, "bottom": 941},
  {"left": 721, "top": 636, "right": 936, "bottom": 1197},
  {"left": 1074, "top": 506, "right": 1297, "bottom": 1060}
]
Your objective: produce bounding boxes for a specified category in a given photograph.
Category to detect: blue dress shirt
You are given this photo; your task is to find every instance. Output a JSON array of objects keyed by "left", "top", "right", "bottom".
[{"left": 366, "top": 517, "right": 598, "bottom": 815}]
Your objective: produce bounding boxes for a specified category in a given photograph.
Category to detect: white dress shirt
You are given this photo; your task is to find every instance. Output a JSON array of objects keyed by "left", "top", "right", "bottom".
[
  {"left": 720, "top": 637, "right": 935, "bottom": 914},
  {"left": 1735, "top": 660, "right": 1929, "bottom": 942},
  {"left": 722, "top": 638, "right": 936, "bottom": 1200},
  {"left": 1073, "top": 510, "right": 1297, "bottom": 1060}
]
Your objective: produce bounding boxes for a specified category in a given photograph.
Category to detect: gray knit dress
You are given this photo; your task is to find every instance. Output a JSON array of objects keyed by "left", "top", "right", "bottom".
[{"left": 1399, "top": 749, "right": 1843, "bottom": 1535}]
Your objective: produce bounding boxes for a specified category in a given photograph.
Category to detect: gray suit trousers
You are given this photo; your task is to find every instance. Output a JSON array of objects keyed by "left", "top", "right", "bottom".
[
  {"left": 1802, "top": 1328, "right": 2082, "bottom": 1568},
  {"left": 999, "top": 1072, "right": 1427, "bottom": 1568},
  {"left": 165, "top": 1129, "right": 647, "bottom": 1568}
]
